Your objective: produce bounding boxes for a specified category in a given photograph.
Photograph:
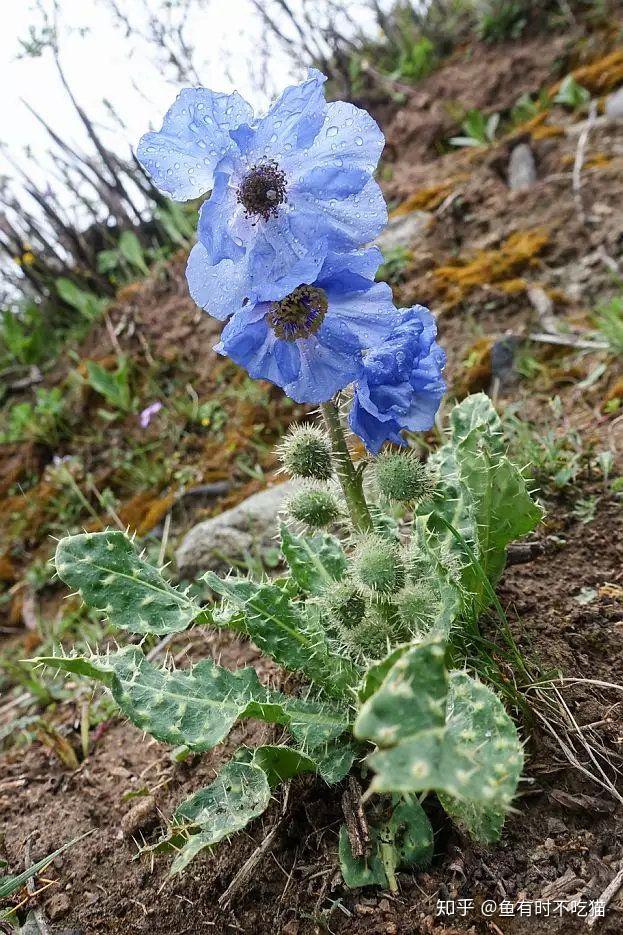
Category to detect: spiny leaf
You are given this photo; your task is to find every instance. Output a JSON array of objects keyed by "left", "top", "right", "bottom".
[
  {"left": 339, "top": 797, "right": 433, "bottom": 890},
  {"left": 280, "top": 524, "right": 347, "bottom": 594},
  {"left": 205, "top": 573, "right": 361, "bottom": 700},
  {"left": 354, "top": 637, "right": 449, "bottom": 746},
  {"left": 170, "top": 760, "right": 271, "bottom": 873},
  {"left": 355, "top": 643, "right": 523, "bottom": 838},
  {"left": 35, "top": 646, "right": 349, "bottom": 753},
  {"left": 420, "top": 393, "right": 543, "bottom": 610},
  {"left": 55, "top": 531, "right": 206, "bottom": 635}
]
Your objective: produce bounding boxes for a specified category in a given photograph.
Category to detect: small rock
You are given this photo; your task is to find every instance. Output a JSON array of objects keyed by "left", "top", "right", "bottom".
[
  {"left": 378, "top": 898, "right": 391, "bottom": 912},
  {"left": 375, "top": 210, "right": 433, "bottom": 253},
  {"left": 120, "top": 794, "right": 157, "bottom": 838},
  {"left": 176, "top": 481, "right": 296, "bottom": 578},
  {"left": 605, "top": 86, "right": 623, "bottom": 118},
  {"left": 281, "top": 922, "right": 299, "bottom": 935},
  {"left": 45, "top": 892, "right": 71, "bottom": 921},
  {"left": 546, "top": 817, "right": 567, "bottom": 836},
  {"left": 508, "top": 143, "right": 537, "bottom": 191}
]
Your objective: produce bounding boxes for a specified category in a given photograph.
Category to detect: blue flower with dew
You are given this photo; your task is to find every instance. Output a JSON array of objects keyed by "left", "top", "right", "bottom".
[
  {"left": 137, "top": 70, "right": 387, "bottom": 320},
  {"left": 214, "top": 248, "right": 397, "bottom": 404},
  {"left": 348, "top": 305, "right": 446, "bottom": 454}
]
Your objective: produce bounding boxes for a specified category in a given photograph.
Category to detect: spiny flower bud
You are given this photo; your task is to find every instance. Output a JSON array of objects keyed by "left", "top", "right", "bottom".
[
  {"left": 375, "top": 450, "right": 436, "bottom": 503},
  {"left": 396, "top": 583, "right": 438, "bottom": 635},
  {"left": 278, "top": 424, "right": 333, "bottom": 481},
  {"left": 403, "top": 541, "right": 431, "bottom": 580},
  {"left": 286, "top": 486, "right": 341, "bottom": 527},
  {"left": 341, "top": 607, "right": 409, "bottom": 660},
  {"left": 351, "top": 534, "right": 405, "bottom": 597},
  {"left": 324, "top": 582, "right": 366, "bottom": 630}
]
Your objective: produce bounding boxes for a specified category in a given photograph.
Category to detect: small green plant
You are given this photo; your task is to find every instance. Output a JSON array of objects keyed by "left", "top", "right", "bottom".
[
  {"left": 0, "top": 387, "right": 70, "bottom": 445},
  {"left": 477, "top": 0, "right": 528, "bottom": 42},
  {"left": 56, "top": 278, "right": 108, "bottom": 321},
  {"left": 553, "top": 74, "right": 591, "bottom": 110},
  {"left": 450, "top": 109, "right": 500, "bottom": 148},
  {"left": 1, "top": 303, "right": 49, "bottom": 367},
  {"left": 37, "top": 394, "right": 541, "bottom": 887},
  {"left": 594, "top": 295, "right": 623, "bottom": 356},
  {"left": 394, "top": 36, "right": 437, "bottom": 81},
  {"left": 86, "top": 355, "right": 134, "bottom": 414},
  {"left": 376, "top": 246, "right": 413, "bottom": 286}
]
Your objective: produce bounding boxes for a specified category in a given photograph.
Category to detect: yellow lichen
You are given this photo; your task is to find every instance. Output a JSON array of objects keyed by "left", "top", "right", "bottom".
[
  {"left": 550, "top": 50, "right": 623, "bottom": 97},
  {"left": 432, "top": 229, "right": 549, "bottom": 306},
  {"left": 455, "top": 337, "right": 494, "bottom": 398},
  {"left": 391, "top": 176, "right": 468, "bottom": 217}
]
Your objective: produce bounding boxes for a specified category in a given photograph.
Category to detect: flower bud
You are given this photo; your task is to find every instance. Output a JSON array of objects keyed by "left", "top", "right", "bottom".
[
  {"left": 375, "top": 451, "right": 436, "bottom": 503},
  {"left": 324, "top": 582, "right": 366, "bottom": 630},
  {"left": 351, "top": 534, "right": 405, "bottom": 597},
  {"left": 286, "top": 486, "right": 341, "bottom": 527},
  {"left": 279, "top": 424, "right": 333, "bottom": 480},
  {"left": 396, "top": 583, "right": 438, "bottom": 635}
]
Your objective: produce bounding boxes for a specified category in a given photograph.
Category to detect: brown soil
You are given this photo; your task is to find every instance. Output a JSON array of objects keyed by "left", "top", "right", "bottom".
[{"left": 3, "top": 13, "right": 623, "bottom": 935}]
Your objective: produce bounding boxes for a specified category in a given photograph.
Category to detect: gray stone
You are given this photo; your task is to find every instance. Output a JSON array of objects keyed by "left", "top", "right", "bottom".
[
  {"left": 375, "top": 210, "right": 432, "bottom": 253},
  {"left": 507, "top": 143, "right": 537, "bottom": 191},
  {"left": 605, "top": 86, "right": 623, "bottom": 118},
  {"left": 176, "top": 481, "right": 296, "bottom": 578}
]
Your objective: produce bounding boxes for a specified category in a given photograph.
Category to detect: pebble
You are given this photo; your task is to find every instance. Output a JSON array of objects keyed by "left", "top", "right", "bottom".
[
  {"left": 508, "top": 142, "right": 537, "bottom": 190},
  {"left": 45, "top": 892, "right": 71, "bottom": 921},
  {"left": 605, "top": 86, "right": 623, "bottom": 118}
]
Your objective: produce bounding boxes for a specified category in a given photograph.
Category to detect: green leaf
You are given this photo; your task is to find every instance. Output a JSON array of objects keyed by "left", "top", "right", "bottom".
[
  {"left": 438, "top": 672, "right": 524, "bottom": 842},
  {"left": 205, "top": 573, "right": 361, "bottom": 700},
  {"left": 354, "top": 637, "right": 449, "bottom": 746},
  {"left": 339, "top": 797, "right": 433, "bottom": 890},
  {"left": 170, "top": 760, "right": 271, "bottom": 872},
  {"left": 35, "top": 645, "right": 349, "bottom": 753},
  {"left": 86, "top": 357, "right": 132, "bottom": 412},
  {"left": 118, "top": 230, "right": 149, "bottom": 275},
  {"left": 280, "top": 524, "right": 346, "bottom": 594},
  {"left": 355, "top": 643, "right": 523, "bottom": 841},
  {"left": 55, "top": 531, "right": 204, "bottom": 635},
  {"left": 339, "top": 825, "right": 386, "bottom": 888},
  {"left": 421, "top": 393, "right": 543, "bottom": 609},
  {"left": 56, "top": 278, "right": 106, "bottom": 320}
]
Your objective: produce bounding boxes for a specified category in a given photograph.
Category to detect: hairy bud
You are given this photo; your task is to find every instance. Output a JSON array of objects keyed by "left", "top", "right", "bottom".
[
  {"left": 396, "top": 583, "right": 438, "bottom": 636},
  {"left": 375, "top": 451, "right": 436, "bottom": 503},
  {"left": 324, "top": 582, "right": 366, "bottom": 630},
  {"left": 351, "top": 534, "right": 405, "bottom": 597},
  {"left": 278, "top": 424, "right": 333, "bottom": 481},
  {"left": 286, "top": 486, "right": 341, "bottom": 527}
]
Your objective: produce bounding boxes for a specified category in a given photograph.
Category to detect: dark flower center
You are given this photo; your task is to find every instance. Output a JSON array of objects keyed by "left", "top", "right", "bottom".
[
  {"left": 237, "top": 160, "right": 287, "bottom": 221},
  {"left": 267, "top": 286, "right": 328, "bottom": 341}
]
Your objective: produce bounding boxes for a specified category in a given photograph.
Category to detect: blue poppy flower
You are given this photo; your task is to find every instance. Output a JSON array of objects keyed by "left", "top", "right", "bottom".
[
  {"left": 348, "top": 306, "right": 446, "bottom": 454},
  {"left": 214, "top": 248, "right": 396, "bottom": 404},
  {"left": 138, "top": 70, "right": 387, "bottom": 320}
]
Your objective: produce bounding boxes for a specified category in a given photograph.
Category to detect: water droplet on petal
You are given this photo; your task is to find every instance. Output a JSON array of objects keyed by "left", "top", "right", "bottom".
[
  {"left": 326, "top": 126, "right": 339, "bottom": 138},
  {"left": 355, "top": 137, "right": 363, "bottom": 146}
]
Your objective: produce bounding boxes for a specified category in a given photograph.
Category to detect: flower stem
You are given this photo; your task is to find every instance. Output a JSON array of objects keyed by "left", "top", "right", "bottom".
[{"left": 321, "top": 401, "right": 373, "bottom": 533}]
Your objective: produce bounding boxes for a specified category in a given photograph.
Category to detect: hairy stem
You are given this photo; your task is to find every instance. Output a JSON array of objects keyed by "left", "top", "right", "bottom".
[{"left": 321, "top": 401, "right": 373, "bottom": 533}]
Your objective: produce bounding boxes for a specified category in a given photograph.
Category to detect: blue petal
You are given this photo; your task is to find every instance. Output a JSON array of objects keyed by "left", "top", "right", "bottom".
[
  {"left": 348, "top": 397, "right": 405, "bottom": 455},
  {"left": 186, "top": 243, "right": 251, "bottom": 320},
  {"left": 196, "top": 174, "right": 246, "bottom": 264},
  {"left": 316, "top": 247, "right": 383, "bottom": 287},
  {"left": 137, "top": 88, "right": 252, "bottom": 201},
  {"left": 321, "top": 280, "right": 398, "bottom": 347},
  {"left": 283, "top": 336, "right": 358, "bottom": 403},
  {"left": 220, "top": 307, "right": 303, "bottom": 388},
  {"left": 298, "top": 165, "right": 370, "bottom": 199},
  {"left": 242, "top": 69, "right": 327, "bottom": 158},
  {"left": 289, "top": 179, "right": 387, "bottom": 251},
  {"left": 284, "top": 100, "right": 385, "bottom": 175}
]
